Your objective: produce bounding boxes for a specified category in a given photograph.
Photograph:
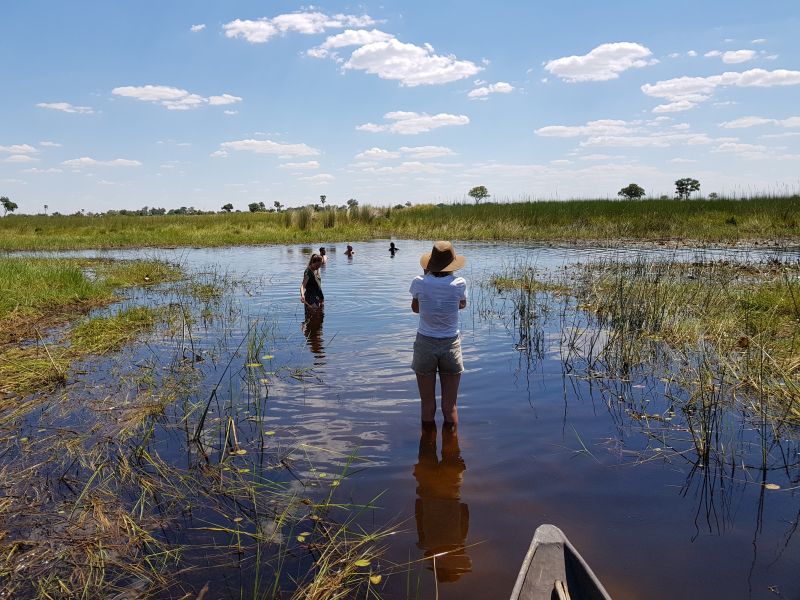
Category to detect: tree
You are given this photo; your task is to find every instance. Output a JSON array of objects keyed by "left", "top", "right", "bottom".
[
  {"left": 468, "top": 185, "right": 490, "bottom": 204},
  {"left": 44, "top": 204, "right": 48, "bottom": 215},
  {"left": 346, "top": 198, "right": 359, "bottom": 209},
  {"left": 248, "top": 202, "right": 266, "bottom": 213},
  {"left": 273, "top": 200, "right": 284, "bottom": 212},
  {"left": 1, "top": 196, "right": 18, "bottom": 216},
  {"left": 319, "top": 195, "right": 327, "bottom": 207},
  {"left": 675, "top": 178, "right": 700, "bottom": 200},
  {"left": 708, "top": 192, "right": 718, "bottom": 200},
  {"left": 617, "top": 183, "right": 646, "bottom": 200},
  {"left": 221, "top": 203, "right": 234, "bottom": 212}
]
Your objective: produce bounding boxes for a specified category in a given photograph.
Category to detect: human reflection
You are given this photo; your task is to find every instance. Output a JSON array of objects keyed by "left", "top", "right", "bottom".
[
  {"left": 414, "top": 423, "right": 471, "bottom": 582},
  {"left": 302, "top": 306, "right": 325, "bottom": 361}
]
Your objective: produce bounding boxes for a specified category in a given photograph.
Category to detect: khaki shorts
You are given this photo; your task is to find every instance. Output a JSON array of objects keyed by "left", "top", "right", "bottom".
[{"left": 411, "top": 333, "right": 464, "bottom": 376}]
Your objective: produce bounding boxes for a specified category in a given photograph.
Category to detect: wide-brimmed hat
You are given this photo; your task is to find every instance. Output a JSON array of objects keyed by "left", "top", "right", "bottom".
[{"left": 420, "top": 241, "right": 466, "bottom": 272}]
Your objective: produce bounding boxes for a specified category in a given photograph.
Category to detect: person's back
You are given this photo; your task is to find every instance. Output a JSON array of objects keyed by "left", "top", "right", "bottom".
[{"left": 410, "top": 273, "right": 466, "bottom": 338}]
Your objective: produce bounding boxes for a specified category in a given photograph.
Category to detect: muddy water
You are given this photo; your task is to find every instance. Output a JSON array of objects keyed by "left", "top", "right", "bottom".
[{"left": 16, "top": 241, "right": 800, "bottom": 599}]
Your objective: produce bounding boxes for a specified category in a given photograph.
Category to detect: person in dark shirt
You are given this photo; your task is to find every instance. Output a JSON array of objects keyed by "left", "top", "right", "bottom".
[
  {"left": 300, "top": 254, "right": 325, "bottom": 309},
  {"left": 389, "top": 241, "right": 399, "bottom": 257}
]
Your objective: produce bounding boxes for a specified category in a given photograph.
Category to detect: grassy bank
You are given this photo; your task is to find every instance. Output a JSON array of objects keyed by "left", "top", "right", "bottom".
[
  {"left": 1, "top": 196, "right": 799, "bottom": 250},
  {"left": 0, "top": 257, "right": 181, "bottom": 346}
]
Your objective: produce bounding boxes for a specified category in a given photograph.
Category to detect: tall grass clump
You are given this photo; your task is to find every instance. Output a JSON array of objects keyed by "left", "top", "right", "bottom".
[
  {"left": 323, "top": 209, "right": 337, "bottom": 229},
  {"left": 297, "top": 206, "right": 313, "bottom": 231}
]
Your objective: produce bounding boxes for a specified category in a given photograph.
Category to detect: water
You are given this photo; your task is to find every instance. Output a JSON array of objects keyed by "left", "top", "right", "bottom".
[{"left": 4, "top": 240, "right": 800, "bottom": 599}]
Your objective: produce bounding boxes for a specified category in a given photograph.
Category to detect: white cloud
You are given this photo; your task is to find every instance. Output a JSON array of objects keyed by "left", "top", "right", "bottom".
[
  {"left": 356, "top": 145, "right": 457, "bottom": 161},
  {"left": 300, "top": 173, "right": 335, "bottom": 184},
  {"left": 706, "top": 50, "right": 757, "bottom": 65},
  {"left": 355, "top": 147, "right": 400, "bottom": 160},
  {"left": 751, "top": 38, "right": 767, "bottom": 44},
  {"left": 344, "top": 38, "right": 481, "bottom": 86},
  {"left": 308, "top": 29, "right": 394, "bottom": 58},
  {"left": 357, "top": 111, "right": 469, "bottom": 134},
  {"left": 357, "top": 161, "right": 449, "bottom": 175},
  {"left": 687, "top": 50, "right": 698, "bottom": 57},
  {"left": 208, "top": 94, "right": 242, "bottom": 106},
  {"left": 578, "top": 153, "right": 627, "bottom": 161},
  {"left": 544, "top": 42, "right": 656, "bottom": 82},
  {"left": 62, "top": 157, "right": 142, "bottom": 168},
  {"left": 0, "top": 144, "right": 37, "bottom": 154},
  {"left": 760, "top": 132, "right": 800, "bottom": 139},
  {"left": 190, "top": 24, "right": 206, "bottom": 32},
  {"left": 398, "top": 145, "right": 457, "bottom": 159},
  {"left": 4, "top": 154, "right": 37, "bottom": 163},
  {"left": 39, "top": 141, "right": 61, "bottom": 148},
  {"left": 22, "top": 167, "right": 63, "bottom": 173},
  {"left": 218, "top": 139, "right": 320, "bottom": 157},
  {"left": 712, "top": 142, "right": 769, "bottom": 158},
  {"left": 223, "top": 110, "right": 238, "bottom": 115},
  {"left": 112, "top": 85, "right": 242, "bottom": 111},
  {"left": 468, "top": 81, "right": 514, "bottom": 99},
  {"left": 535, "top": 119, "right": 633, "bottom": 138},
  {"left": 705, "top": 50, "right": 722, "bottom": 58},
  {"left": 719, "top": 116, "right": 776, "bottom": 128},
  {"left": 642, "top": 68, "right": 800, "bottom": 112},
  {"left": 36, "top": 102, "right": 94, "bottom": 114},
  {"left": 720, "top": 115, "right": 800, "bottom": 129},
  {"left": 550, "top": 159, "right": 573, "bottom": 166},
  {"left": 669, "top": 157, "right": 697, "bottom": 163},
  {"left": 668, "top": 52, "right": 680, "bottom": 59},
  {"left": 279, "top": 160, "right": 320, "bottom": 170},
  {"left": 223, "top": 12, "right": 377, "bottom": 44}
]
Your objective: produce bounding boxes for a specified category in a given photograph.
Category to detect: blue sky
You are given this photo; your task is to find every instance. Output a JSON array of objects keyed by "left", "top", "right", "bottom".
[{"left": 2, "top": 1, "right": 799, "bottom": 213}]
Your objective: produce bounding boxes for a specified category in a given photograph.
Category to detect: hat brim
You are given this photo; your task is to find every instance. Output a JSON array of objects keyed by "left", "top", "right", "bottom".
[{"left": 420, "top": 253, "right": 466, "bottom": 272}]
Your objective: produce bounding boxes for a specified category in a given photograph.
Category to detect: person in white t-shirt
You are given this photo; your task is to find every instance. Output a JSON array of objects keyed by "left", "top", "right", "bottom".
[{"left": 409, "top": 241, "right": 468, "bottom": 429}]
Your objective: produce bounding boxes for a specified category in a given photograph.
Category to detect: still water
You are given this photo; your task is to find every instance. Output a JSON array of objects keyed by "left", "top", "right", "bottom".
[{"left": 15, "top": 241, "right": 800, "bottom": 598}]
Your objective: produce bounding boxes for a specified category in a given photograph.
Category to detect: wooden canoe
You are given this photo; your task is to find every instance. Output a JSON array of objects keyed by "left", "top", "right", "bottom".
[{"left": 509, "top": 524, "right": 612, "bottom": 600}]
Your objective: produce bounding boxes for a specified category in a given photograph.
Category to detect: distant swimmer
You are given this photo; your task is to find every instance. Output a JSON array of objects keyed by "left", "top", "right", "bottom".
[
  {"left": 318, "top": 247, "right": 327, "bottom": 265},
  {"left": 344, "top": 244, "right": 355, "bottom": 258},
  {"left": 389, "top": 241, "right": 399, "bottom": 257}
]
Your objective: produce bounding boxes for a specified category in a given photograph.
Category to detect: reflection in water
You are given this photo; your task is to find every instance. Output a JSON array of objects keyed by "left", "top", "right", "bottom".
[
  {"left": 302, "top": 306, "right": 325, "bottom": 361},
  {"left": 413, "top": 423, "right": 471, "bottom": 583}
]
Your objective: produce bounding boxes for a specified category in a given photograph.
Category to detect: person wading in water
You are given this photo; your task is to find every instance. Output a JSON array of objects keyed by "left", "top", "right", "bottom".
[{"left": 409, "top": 241, "right": 467, "bottom": 430}]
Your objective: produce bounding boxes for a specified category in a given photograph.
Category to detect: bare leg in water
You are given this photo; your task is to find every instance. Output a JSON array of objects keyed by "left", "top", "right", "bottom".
[
  {"left": 440, "top": 373, "right": 461, "bottom": 426},
  {"left": 417, "top": 373, "right": 460, "bottom": 426},
  {"left": 416, "top": 374, "right": 437, "bottom": 424}
]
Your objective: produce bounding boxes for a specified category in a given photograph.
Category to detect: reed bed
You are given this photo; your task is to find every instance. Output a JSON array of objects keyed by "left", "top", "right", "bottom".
[
  {"left": 1, "top": 196, "right": 798, "bottom": 250},
  {"left": 484, "top": 257, "right": 800, "bottom": 534}
]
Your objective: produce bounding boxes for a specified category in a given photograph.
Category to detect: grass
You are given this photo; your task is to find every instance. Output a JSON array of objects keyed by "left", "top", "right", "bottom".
[
  {"left": 0, "top": 306, "right": 161, "bottom": 395},
  {"left": 0, "top": 257, "right": 181, "bottom": 346},
  {"left": 0, "top": 195, "right": 798, "bottom": 250}
]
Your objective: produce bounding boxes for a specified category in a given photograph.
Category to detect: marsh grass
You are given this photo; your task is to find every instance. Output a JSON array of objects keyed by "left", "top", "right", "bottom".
[
  {"left": 492, "top": 257, "right": 800, "bottom": 423},
  {"left": 1, "top": 196, "right": 798, "bottom": 250}
]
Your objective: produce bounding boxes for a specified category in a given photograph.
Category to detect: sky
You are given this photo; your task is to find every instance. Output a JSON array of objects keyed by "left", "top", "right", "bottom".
[{"left": 1, "top": 1, "right": 799, "bottom": 214}]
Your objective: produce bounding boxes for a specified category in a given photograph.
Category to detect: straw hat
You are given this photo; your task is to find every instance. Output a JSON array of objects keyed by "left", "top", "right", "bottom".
[{"left": 420, "top": 241, "right": 466, "bottom": 272}]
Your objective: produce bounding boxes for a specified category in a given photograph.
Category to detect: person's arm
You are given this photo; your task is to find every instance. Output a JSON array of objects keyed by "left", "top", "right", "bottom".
[
  {"left": 300, "top": 273, "right": 309, "bottom": 305},
  {"left": 458, "top": 278, "right": 467, "bottom": 309},
  {"left": 412, "top": 298, "right": 420, "bottom": 313},
  {"left": 459, "top": 298, "right": 467, "bottom": 309}
]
